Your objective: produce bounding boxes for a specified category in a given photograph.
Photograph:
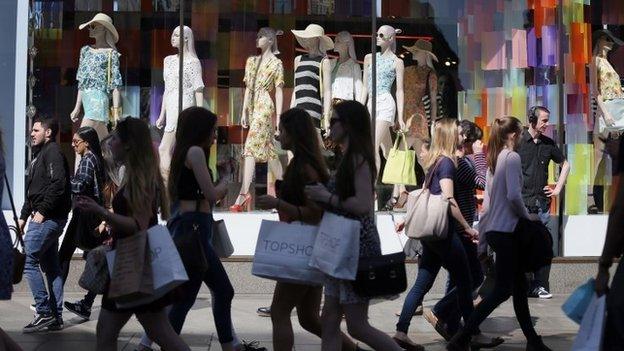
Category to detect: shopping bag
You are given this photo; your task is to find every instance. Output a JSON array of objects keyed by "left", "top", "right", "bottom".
[
  {"left": 309, "top": 212, "right": 360, "bottom": 280},
  {"left": 252, "top": 220, "right": 324, "bottom": 285},
  {"left": 106, "top": 231, "right": 153, "bottom": 302},
  {"left": 212, "top": 219, "right": 234, "bottom": 258},
  {"left": 562, "top": 278, "right": 595, "bottom": 324},
  {"left": 571, "top": 294, "right": 606, "bottom": 351},
  {"left": 382, "top": 132, "right": 418, "bottom": 186},
  {"left": 79, "top": 244, "right": 110, "bottom": 294},
  {"left": 107, "top": 225, "right": 189, "bottom": 308}
]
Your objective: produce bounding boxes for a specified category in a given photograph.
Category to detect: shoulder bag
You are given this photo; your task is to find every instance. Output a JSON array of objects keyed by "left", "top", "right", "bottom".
[{"left": 3, "top": 173, "right": 25, "bottom": 284}]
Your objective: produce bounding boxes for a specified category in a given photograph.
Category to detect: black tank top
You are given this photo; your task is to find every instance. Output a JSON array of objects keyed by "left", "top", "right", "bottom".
[{"left": 177, "top": 166, "right": 205, "bottom": 200}]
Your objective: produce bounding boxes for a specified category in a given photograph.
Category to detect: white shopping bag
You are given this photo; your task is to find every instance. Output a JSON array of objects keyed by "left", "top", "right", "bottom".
[
  {"left": 571, "top": 294, "right": 606, "bottom": 351},
  {"left": 308, "top": 212, "right": 360, "bottom": 280},
  {"left": 252, "top": 220, "right": 325, "bottom": 286},
  {"left": 106, "top": 225, "right": 189, "bottom": 308}
]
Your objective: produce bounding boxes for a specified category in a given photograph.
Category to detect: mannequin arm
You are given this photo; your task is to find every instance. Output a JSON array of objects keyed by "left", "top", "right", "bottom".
[
  {"left": 70, "top": 90, "right": 83, "bottom": 122},
  {"left": 322, "top": 58, "right": 332, "bottom": 130},
  {"left": 275, "top": 85, "right": 284, "bottom": 130},
  {"left": 359, "top": 55, "right": 371, "bottom": 105},
  {"left": 194, "top": 90, "right": 203, "bottom": 108},
  {"left": 112, "top": 88, "right": 121, "bottom": 121},
  {"left": 395, "top": 58, "right": 405, "bottom": 130},
  {"left": 241, "top": 86, "right": 250, "bottom": 127},
  {"left": 429, "top": 71, "right": 438, "bottom": 122},
  {"left": 290, "top": 56, "right": 301, "bottom": 109},
  {"left": 156, "top": 94, "right": 166, "bottom": 129}
]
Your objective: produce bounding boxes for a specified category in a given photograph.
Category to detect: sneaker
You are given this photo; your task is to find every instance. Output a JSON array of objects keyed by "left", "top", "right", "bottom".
[
  {"left": 240, "top": 340, "right": 267, "bottom": 351},
  {"left": 29, "top": 303, "right": 36, "bottom": 312},
  {"left": 23, "top": 313, "right": 56, "bottom": 333},
  {"left": 47, "top": 318, "right": 64, "bottom": 331},
  {"left": 256, "top": 306, "right": 271, "bottom": 317},
  {"left": 529, "top": 287, "right": 553, "bottom": 299},
  {"left": 65, "top": 300, "right": 92, "bottom": 320}
]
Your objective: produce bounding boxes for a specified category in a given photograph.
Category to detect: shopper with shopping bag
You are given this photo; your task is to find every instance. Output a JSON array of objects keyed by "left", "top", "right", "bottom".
[
  {"left": 253, "top": 108, "right": 361, "bottom": 351},
  {"left": 305, "top": 100, "right": 403, "bottom": 351},
  {"left": 571, "top": 294, "right": 606, "bottom": 351},
  {"left": 76, "top": 118, "right": 189, "bottom": 351}
]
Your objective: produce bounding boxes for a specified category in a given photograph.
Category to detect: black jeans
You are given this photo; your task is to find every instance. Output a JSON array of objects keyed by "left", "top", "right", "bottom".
[
  {"left": 58, "top": 216, "right": 97, "bottom": 307},
  {"left": 605, "top": 261, "right": 624, "bottom": 349},
  {"left": 462, "top": 231, "right": 539, "bottom": 343}
]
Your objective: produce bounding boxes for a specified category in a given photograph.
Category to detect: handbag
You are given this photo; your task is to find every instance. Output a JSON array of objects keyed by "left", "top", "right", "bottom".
[
  {"left": 169, "top": 213, "right": 209, "bottom": 275},
  {"left": 404, "top": 159, "right": 450, "bottom": 241},
  {"left": 308, "top": 212, "right": 361, "bottom": 280},
  {"left": 107, "top": 230, "right": 154, "bottom": 302},
  {"left": 381, "top": 131, "right": 418, "bottom": 186},
  {"left": 75, "top": 208, "right": 104, "bottom": 251},
  {"left": 79, "top": 244, "right": 111, "bottom": 294},
  {"left": 252, "top": 220, "right": 325, "bottom": 286},
  {"left": 352, "top": 251, "right": 407, "bottom": 298},
  {"left": 3, "top": 173, "right": 25, "bottom": 284},
  {"left": 571, "top": 294, "right": 606, "bottom": 351},
  {"left": 212, "top": 219, "right": 234, "bottom": 258},
  {"left": 562, "top": 278, "right": 595, "bottom": 324}
]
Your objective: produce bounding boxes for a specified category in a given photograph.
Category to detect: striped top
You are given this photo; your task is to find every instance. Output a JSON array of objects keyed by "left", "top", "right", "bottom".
[
  {"left": 294, "top": 54, "right": 323, "bottom": 120},
  {"left": 456, "top": 154, "right": 487, "bottom": 224}
]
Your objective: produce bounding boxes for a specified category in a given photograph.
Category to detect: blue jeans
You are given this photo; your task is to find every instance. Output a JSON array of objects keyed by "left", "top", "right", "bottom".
[
  {"left": 396, "top": 230, "right": 473, "bottom": 333},
  {"left": 432, "top": 235, "right": 484, "bottom": 335},
  {"left": 24, "top": 219, "right": 66, "bottom": 316},
  {"left": 167, "top": 212, "right": 235, "bottom": 343}
]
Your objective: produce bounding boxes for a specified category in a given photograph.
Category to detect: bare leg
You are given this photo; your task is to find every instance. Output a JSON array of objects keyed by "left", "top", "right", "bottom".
[
  {"left": 159, "top": 130, "right": 176, "bottom": 185},
  {"left": 375, "top": 121, "right": 394, "bottom": 175},
  {"left": 343, "top": 303, "right": 402, "bottom": 351},
  {"left": 136, "top": 311, "right": 190, "bottom": 351},
  {"left": 321, "top": 296, "right": 344, "bottom": 351},
  {"left": 96, "top": 309, "right": 133, "bottom": 351},
  {"left": 271, "top": 282, "right": 302, "bottom": 351},
  {"left": 234, "top": 156, "right": 256, "bottom": 206}
]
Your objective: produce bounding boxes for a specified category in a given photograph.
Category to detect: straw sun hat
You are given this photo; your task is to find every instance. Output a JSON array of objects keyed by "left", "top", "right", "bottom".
[
  {"left": 291, "top": 24, "right": 334, "bottom": 53},
  {"left": 403, "top": 39, "right": 438, "bottom": 62},
  {"left": 79, "top": 13, "right": 119, "bottom": 43}
]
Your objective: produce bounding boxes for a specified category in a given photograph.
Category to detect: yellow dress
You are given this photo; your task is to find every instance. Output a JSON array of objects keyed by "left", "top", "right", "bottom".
[{"left": 242, "top": 55, "right": 284, "bottom": 162}]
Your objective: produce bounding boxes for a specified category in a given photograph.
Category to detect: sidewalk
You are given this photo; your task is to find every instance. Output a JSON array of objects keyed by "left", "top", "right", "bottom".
[{"left": 0, "top": 292, "right": 578, "bottom": 350}]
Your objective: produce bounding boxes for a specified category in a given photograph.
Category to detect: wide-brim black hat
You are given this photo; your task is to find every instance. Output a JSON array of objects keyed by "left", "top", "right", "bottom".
[{"left": 593, "top": 29, "right": 624, "bottom": 50}]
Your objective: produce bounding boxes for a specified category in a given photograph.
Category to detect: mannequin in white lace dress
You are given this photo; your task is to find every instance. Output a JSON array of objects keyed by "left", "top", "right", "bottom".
[
  {"left": 156, "top": 26, "right": 204, "bottom": 182},
  {"left": 331, "top": 31, "right": 363, "bottom": 103}
]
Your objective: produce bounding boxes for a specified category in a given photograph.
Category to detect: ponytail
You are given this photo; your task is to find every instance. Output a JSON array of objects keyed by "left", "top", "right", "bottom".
[{"left": 487, "top": 116, "right": 522, "bottom": 173}]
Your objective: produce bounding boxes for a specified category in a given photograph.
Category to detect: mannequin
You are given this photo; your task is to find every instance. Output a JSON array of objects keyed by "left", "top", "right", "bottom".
[
  {"left": 589, "top": 29, "right": 624, "bottom": 213},
  {"left": 156, "top": 26, "right": 204, "bottom": 183},
  {"left": 290, "top": 24, "right": 334, "bottom": 131},
  {"left": 330, "top": 31, "right": 363, "bottom": 103},
  {"left": 361, "top": 25, "right": 405, "bottom": 175},
  {"left": 71, "top": 13, "right": 122, "bottom": 143},
  {"left": 231, "top": 27, "right": 285, "bottom": 212}
]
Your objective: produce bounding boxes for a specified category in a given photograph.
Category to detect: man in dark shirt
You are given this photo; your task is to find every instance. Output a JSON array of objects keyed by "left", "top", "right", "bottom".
[
  {"left": 518, "top": 106, "right": 570, "bottom": 299},
  {"left": 19, "top": 117, "right": 71, "bottom": 333}
]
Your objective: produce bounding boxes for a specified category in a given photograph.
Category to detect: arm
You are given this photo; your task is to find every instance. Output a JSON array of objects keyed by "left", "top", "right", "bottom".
[
  {"left": 192, "top": 59, "right": 204, "bottom": 108},
  {"left": 469, "top": 151, "right": 487, "bottom": 189},
  {"left": 156, "top": 92, "right": 166, "bottom": 128},
  {"left": 359, "top": 55, "right": 370, "bottom": 104},
  {"left": 550, "top": 160, "right": 570, "bottom": 197},
  {"left": 290, "top": 56, "right": 301, "bottom": 109},
  {"left": 37, "top": 147, "right": 68, "bottom": 220},
  {"left": 70, "top": 90, "right": 83, "bottom": 122},
  {"left": 274, "top": 60, "right": 285, "bottom": 128},
  {"left": 187, "top": 146, "right": 227, "bottom": 204},
  {"left": 395, "top": 57, "right": 405, "bottom": 130},
  {"left": 110, "top": 51, "right": 123, "bottom": 122},
  {"left": 241, "top": 57, "right": 253, "bottom": 126},
  {"left": 506, "top": 152, "right": 531, "bottom": 219},
  {"left": 440, "top": 178, "right": 473, "bottom": 233},
  {"left": 322, "top": 58, "right": 332, "bottom": 130}
]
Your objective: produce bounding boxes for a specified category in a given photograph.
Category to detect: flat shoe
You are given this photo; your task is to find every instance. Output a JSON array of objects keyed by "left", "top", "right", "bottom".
[
  {"left": 392, "top": 337, "right": 425, "bottom": 351},
  {"left": 470, "top": 336, "right": 504, "bottom": 349}
]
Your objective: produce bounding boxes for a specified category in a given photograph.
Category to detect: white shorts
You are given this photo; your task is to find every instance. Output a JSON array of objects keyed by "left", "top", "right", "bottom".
[{"left": 367, "top": 92, "right": 396, "bottom": 124}]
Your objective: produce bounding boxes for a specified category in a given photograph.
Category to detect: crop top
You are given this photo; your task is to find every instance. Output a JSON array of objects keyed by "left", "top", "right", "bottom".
[{"left": 177, "top": 166, "right": 205, "bottom": 201}]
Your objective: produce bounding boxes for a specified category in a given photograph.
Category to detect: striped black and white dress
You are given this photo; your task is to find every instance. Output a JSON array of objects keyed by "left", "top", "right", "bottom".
[{"left": 294, "top": 54, "right": 324, "bottom": 126}]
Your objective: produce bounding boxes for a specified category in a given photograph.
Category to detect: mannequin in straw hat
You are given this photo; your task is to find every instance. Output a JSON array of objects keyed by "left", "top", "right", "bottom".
[
  {"left": 290, "top": 24, "right": 334, "bottom": 131},
  {"left": 71, "top": 13, "right": 122, "bottom": 142},
  {"left": 361, "top": 25, "right": 405, "bottom": 177}
]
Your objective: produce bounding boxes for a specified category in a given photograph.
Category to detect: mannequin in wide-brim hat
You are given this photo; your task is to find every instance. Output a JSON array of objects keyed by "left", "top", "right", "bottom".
[
  {"left": 589, "top": 28, "right": 624, "bottom": 213},
  {"left": 70, "top": 13, "right": 123, "bottom": 143},
  {"left": 290, "top": 24, "right": 334, "bottom": 131}
]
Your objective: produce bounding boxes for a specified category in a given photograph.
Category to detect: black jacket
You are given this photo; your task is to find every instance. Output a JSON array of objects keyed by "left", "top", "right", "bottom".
[{"left": 20, "top": 141, "right": 71, "bottom": 221}]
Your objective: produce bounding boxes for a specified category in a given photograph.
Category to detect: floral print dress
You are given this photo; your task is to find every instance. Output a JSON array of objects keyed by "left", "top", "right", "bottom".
[
  {"left": 404, "top": 65, "right": 437, "bottom": 141},
  {"left": 242, "top": 55, "right": 284, "bottom": 162}
]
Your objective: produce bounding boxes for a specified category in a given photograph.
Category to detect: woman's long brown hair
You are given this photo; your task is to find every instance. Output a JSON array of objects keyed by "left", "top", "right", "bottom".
[{"left": 487, "top": 116, "right": 523, "bottom": 173}]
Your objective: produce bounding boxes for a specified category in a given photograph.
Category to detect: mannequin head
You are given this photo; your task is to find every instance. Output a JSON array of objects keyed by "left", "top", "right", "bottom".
[
  {"left": 88, "top": 22, "right": 117, "bottom": 50},
  {"left": 171, "top": 26, "right": 198, "bottom": 60},
  {"left": 377, "top": 25, "right": 401, "bottom": 53},
  {"left": 334, "top": 31, "right": 357, "bottom": 61},
  {"left": 257, "top": 27, "right": 283, "bottom": 55},
  {"left": 292, "top": 24, "right": 333, "bottom": 56}
]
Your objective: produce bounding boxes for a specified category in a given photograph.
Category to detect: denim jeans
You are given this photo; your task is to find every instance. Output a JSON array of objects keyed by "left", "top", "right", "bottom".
[
  {"left": 528, "top": 206, "right": 552, "bottom": 291},
  {"left": 24, "top": 219, "right": 66, "bottom": 316},
  {"left": 167, "top": 212, "right": 235, "bottom": 343},
  {"left": 462, "top": 231, "right": 539, "bottom": 343},
  {"left": 432, "top": 235, "right": 484, "bottom": 334},
  {"left": 396, "top": 230, "right": 473, "bottom": 334}
]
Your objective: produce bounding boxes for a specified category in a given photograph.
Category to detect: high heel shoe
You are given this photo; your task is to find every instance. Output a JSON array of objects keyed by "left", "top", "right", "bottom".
[
  {"left": 230, "top": 193, "right": 252, "bottom": 212},
  {"left": 395, "top": 191, "right": 410, "bottom": 209}
]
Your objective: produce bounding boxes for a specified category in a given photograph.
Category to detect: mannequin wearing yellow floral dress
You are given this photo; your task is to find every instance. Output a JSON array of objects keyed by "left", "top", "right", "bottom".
[{"left": 231, "top": 28, "right": 285, "bottom": 211}]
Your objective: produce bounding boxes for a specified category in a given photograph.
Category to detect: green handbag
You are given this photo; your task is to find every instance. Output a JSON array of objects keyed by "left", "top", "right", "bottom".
[{"left": 382, "top": 132, "right": 418, "bottom": 186}]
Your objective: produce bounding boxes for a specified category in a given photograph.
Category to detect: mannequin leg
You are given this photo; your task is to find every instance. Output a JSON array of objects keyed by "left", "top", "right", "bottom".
[
  {"left": 159, "top": 131, "right": 176, "bottom": 186},
  {"left": 233, "top": 156, "right": 256, "bottom": 207},
  {"left": 375, "top": 121, "right": 394, "bottom": 175},
  {"left": 267, "top": 158, "right": 284, "bottom": 197},
  {"left": 592, "top": 132, "right": 606, "bottom": 212},
  {"left": 76, "top": 118, "right": 109, "bottom": 171}
]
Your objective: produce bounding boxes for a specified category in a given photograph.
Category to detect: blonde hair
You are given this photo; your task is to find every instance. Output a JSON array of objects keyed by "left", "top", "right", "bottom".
[{"left": 424, "top": 118, "right": 458, "bottom": 169}]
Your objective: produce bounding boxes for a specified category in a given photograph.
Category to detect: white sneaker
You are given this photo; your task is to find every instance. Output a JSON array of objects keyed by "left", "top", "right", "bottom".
[{"left": 536, "top": 287, "right": 553, "bottom": 299}]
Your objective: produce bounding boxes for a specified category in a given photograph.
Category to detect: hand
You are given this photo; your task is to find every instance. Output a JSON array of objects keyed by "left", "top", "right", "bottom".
[
  {"left": 32, "top": 212, "right": 45, "bottom": 224},
  {"left": 156, "top": 116, "right": 165, "bottom": 129},
  {"left": 256, "top": 195, "right": 278, "bottom": 210},
  {"left": 595, "top": 266, "right": 610, "bottom": 297},
  {"left": 464, "top": 227, "right": 479, "bottom": 243},
  {"left": 473, "top": 140, "right": 484, "bottom": 154},
  {"left": 544, "top": 186, "right": 560, "bottom": 198},
  {"left": 304, "top": 183, "right": 331, "bottom": 203},
  {"left": 241, "top": 113, "right": 249, "bottom": 128},
  {"left": 398, "top": 122, "right": 407, "bottom": 133},
  {"left": 75, "top": 196, "right": 104, "bottom": 216},
  {"left": 18, "top": 219, "right": 25, "bottom": 233},
  {"left": 395, "top": 221, "right": 405, "bottom": 233},
  {"left": 70, "top": 108, "right": 80, "bottom": 123}
]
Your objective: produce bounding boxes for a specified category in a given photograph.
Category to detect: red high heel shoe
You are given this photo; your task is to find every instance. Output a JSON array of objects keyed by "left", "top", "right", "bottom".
[{"left": 230, "top": 193, "right": 252, "bottom": 212}]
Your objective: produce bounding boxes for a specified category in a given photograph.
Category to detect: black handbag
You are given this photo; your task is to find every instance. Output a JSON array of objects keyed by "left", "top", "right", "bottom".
[
  {"left": 11, "top": 225, "right": 25, "bottom": 285},
  {"left": 352, "top": 252, "right": 407, "bottom": 298},
  {"left": 75, "top": 208, "right": 105, "bottom": 251},
  {"left": 168, "top": 213, "right": 209, "bottom": 277}
]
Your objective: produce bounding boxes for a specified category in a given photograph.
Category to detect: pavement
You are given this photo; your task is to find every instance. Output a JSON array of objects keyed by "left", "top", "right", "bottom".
[{"left": 0, "top": 292, "right": 578, "bottom": 351}]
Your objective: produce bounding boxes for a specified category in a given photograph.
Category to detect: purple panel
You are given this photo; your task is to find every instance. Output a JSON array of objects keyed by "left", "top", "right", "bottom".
[
  {"left": 541, "top": 25, "right": 557, "bottom": 66},
  {"left": 150, "top": 86, "right": 164, "bottom": 124},
  {"left": 527, "top": 28, "right": 537, "bottom": 67}
]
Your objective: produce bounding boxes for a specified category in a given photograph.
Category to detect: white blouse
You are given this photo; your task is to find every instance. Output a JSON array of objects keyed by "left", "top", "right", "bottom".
[
  {"left": 163, "top": 55, "right": 205, "bottom": 132},
  {"left": 331, "top": 59, "right": 363, "bottom": 101}
]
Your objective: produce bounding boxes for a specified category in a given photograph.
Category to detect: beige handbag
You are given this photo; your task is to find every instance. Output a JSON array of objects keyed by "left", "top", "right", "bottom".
[{"left": 404, "top": 159, "right": 450, "bottom": 241}]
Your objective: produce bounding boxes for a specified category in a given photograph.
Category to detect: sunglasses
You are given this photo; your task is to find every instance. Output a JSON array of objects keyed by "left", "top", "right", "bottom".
[
  {"left": 72, "top": 139, "right": 85, "bottom": 146},
  {"left": 377, "top": 33, "right": 392, "bottom": 40}
]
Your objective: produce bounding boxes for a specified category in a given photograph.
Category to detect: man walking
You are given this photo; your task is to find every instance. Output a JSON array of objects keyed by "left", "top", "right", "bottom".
[
  {"left": 518, "top": 106, "right": 570, "bottom": 299},
  {"left": 20, "top": 117, "right": 71, "bottom": 333}
]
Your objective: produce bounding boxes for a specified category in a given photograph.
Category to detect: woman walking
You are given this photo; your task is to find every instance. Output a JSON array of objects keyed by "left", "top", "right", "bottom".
[
  {"left": 76, "top": 118, "right": 189, "bottom": 351},
  {"left": 256, "top": 108, "right": 361, "bottom": 351},
  {"left": 392, "top": 118, "right": 477, "bottom": 351},
  {"left": 305, "top": 100, "right": 403, "bottom": 351},
  {"left": 447, "top": 116, "right": 551, "bottom": 351},
  {"left": 59, "top": 127, "right": 105, "bottom": 320}
]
